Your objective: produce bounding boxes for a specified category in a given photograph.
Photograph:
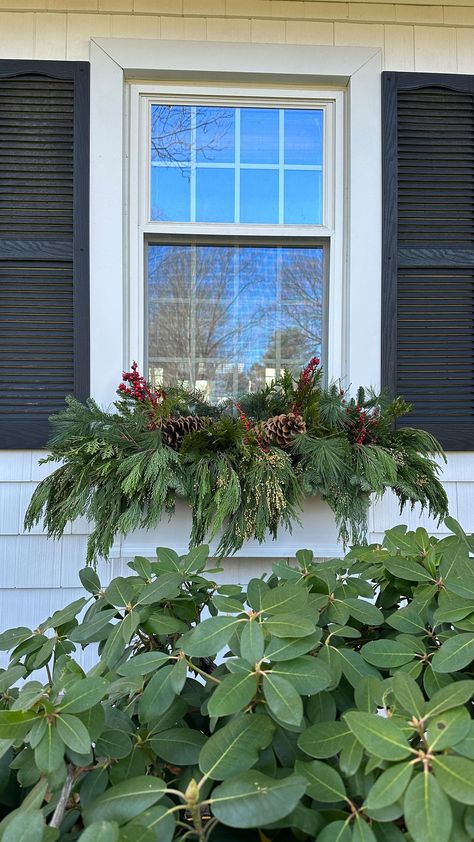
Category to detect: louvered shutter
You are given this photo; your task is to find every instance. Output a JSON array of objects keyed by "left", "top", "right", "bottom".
[
  {"left": 382, "top": 71, "right": 474, "bottom": 450},
  {"left": 0, "top": 60, "right": 89, "bottom": 448}
]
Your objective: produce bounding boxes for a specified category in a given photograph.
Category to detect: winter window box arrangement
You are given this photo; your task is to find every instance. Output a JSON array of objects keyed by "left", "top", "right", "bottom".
[
  {"left": 25, "top": 360, "right": 448, "bottom": 563},
  {"left": 0, "top": 521, "right": 473, "bottom": 840}
]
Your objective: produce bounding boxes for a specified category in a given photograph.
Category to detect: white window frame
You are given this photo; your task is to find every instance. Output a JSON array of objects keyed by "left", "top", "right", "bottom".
[
  {"left": 90, "top": 38, "right": 382, "bottom": 412},
  {"left": 128, "top": 83, "right": 344, "bottom": 384}
]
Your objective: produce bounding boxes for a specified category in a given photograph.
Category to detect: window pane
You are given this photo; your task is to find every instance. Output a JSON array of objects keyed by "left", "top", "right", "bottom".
[
  {"left": 151, "top": 104, "right": 191, "bottom": 162},
  {"left": 151, "top": 166, "right": 190, "bottom": 221},
  {"left": 240, "top": 170, "right": 279, "bottom": 224},
  {"left": 284, "top": 110, "right": 323, "bottom": 166},
  {"left": 284, "top": 170, "right": 322, "bottom": 224},
  {"left": 148, "top": 243, "right": 324, "bottom": 402},
  {"left": 196, "top": 106, "right": 235, "bottom": 163},
  {"left": 240, "top": 108, "right": 279, "bottom": 164},
  {"left": 196, "top": 168, "right": 234, "bottom": 222}
]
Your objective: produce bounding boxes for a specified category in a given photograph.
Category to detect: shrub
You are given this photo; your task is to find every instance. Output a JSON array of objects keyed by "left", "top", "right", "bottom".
[{"left": 0, "top": 518, "right": 472, "bottom": 841}]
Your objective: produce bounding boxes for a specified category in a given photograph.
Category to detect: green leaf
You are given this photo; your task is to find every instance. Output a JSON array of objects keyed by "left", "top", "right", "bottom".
[
  {"left": 180, "top": 544, "right": 209, "bottom": 574},
  {"left": 295, "top": 759, "right": 346, "bottom": 802},
  {"left": 269, "top": 656, "right": 331, "bottom": 695},
  {"left": 0, "top": 665, "right": 26, "bottom": 693},
  {"left": 2, "top": 810, "right": 45, "bottom": 842},
  {"left": 338, "top": 649, "right": 380, "bottom": 688},
  {"left": 404, "top": 772, "right": 452, "bottom": 842},
  {"left": 354, "top": 676, "right": 384, "bottom": 712},
  {"left": 298, "top": 721, "right": 350, "bottom": 758},
  {"left": 83, "top": 776, "right": 167, "bottom": 826},
  {"left": 262, "top": 673, "right": 303, "bottom": 726},
  {"left": 344, "top": 711, "right": 412, "bottom": 760},
  {"left": 95, "top": 730, "right": 132, "bottom": 759},
  {"left": 104, "top": 578, "right": 135, "bottom": 608},
  {"left": 426, "top": 707, "right": 471, "bottom": 751},
  {"left": 142, "top": 613, "right": 187, "bottom": 636},
  {"left": 70, "top": 610, "right": 117, "bottom": 643},
  {"left": 59, "top": 677, "right": 108, "bottom": 713},
  {"left": 210, "top": 771, "right": 307, "bottom": 828},
  {"left": 47, "top": 597, "right": 88, "bottom": 630},
  {"left": 339, "top": 733, "right": 363, "bottom": 776},
  {"left": 101, "top": 620, "right": 129, "bottom": 668},
  {"left": 240, "top": 621, "right": 264, "bottom": 664},
  {"left": 425, "top": 679, "right": 474, "bottom": 717},
  {"left": 392, "top": 672, "right": 425, "bottom": 718},
  {"left": 364, "top": 761, "right": 413, "bottom": 809},
  {"left": 0, "top": 710, "right": 37, "bottom": 739},
  {"left": 431, "top": 634, "right": 474, "bottom": 673},
  {"left": 56, "top": 713, "right": 91, "bottom": 754},
  {"left": 261, "top": 583, "right": 308, "bottom": 615},
  {"left": 264, "top": 630, "right": 321, "bottom": 662},
  {"left": 264, "top": 613, "right": 315, "bottom": 638},
  {"left": 352, "top": 817, "right": 378, "bottom": 842},
  {"left": 387, "top": 604, "right": 427, "bottom": 634},
  {"left": 116, "top": 652, "right": 170, "bottom": 678},
  {"left": 34, "top": 722, "right": 64, "bottom": 774},
  {"left": 208, "top": 673, "right": 257, "bottom": 718},
  {"left": 0, "top": 627, "right": 32, "bottom": 651},
  {"left": 384, "top": 557, "right": 434, "bottom": 583},
  {"left": 135, "top": 573, "right": 182, "bottom": 605},
  {"left": 138, "top": 666, "right": 176, "bottom": 723},
  {"left": 199, "top": 713, "right": 274, "bottom": 780},
  {"left": 182, "top": 616, "right": 243, "bottom": 656},
  {"left": 212, "top": 595, "right": 246, "bottom": 613},
  {"left": 79, "top": 822, "right": 120, "bottom": 842},
  {"left": 315, "top": 821, "right": 351, "bottom": 842},
  {"left": 361, "top": 639, "right": 417, "bottom": 668},
  {"left": 79, "top": 567, "right": 101, "bottom": 594},
  {"left": 155, "top": 547, "right": 180, "bottom": 570},
  {"left": 246, "top": 578, "right": 269, "bottom": 611},
  {"left": 432, "top": 755, "right": 474, "bottom": 804},
  {"left": 149, "top": 727, "right": 206, "bottom": 765},
  {"left": 344, "top": 598, "right": 384, "bottom": 626},
  {"left": 456, "top": 720, "right": 474, "bottom": 759},
  {"left": 122, "top": 805, "right": 175, "bottom": 842}
]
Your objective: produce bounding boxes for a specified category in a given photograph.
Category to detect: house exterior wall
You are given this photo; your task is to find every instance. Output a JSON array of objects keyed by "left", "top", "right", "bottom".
[{"left": 0, "top": 0, "right": 473, "bottom": 628}]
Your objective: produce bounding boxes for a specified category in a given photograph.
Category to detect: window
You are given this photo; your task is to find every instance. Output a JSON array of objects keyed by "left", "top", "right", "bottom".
[{"left": 129, "top": 84, "right": 343, "bottom": 402}]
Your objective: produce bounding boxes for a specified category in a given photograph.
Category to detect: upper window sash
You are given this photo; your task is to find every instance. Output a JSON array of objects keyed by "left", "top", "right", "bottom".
[{"left": 129, "top": 83, "right": 343, "bottom": 238}]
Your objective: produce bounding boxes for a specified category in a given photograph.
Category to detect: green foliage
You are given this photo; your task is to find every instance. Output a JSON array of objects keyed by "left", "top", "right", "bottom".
[
  {"left": 0, "top": 520, "right": 473, "bottom": 839},
  {"left": 24, "top": 365, "right": 448, "bottom": 563}
]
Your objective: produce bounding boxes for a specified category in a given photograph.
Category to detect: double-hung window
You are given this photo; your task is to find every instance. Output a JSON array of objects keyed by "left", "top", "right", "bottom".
[{"left": 128, "top": 83, "right": 344, "bottom": 400}]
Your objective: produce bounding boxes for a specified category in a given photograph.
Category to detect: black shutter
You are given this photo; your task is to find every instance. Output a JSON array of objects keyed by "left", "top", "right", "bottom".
[
  {"left": 382, "top": 71, "right": 474, "bottom": 450},
  {"left": 0, "top": 60, "right": 89, "bottom": 448}
]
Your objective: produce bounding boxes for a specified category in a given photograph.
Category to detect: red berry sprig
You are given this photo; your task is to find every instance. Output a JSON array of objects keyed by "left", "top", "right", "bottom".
[{"left": 118, "top": 362, "right": 165, "bottom": 407}]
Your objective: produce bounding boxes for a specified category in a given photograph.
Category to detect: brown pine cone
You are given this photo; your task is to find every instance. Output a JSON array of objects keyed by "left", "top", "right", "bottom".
[
  {"left": 261, "top": 413, "right": 307, "bottom": 449},
  {"left": 160, "top": 415, "right": 213, "bottom": 450}
]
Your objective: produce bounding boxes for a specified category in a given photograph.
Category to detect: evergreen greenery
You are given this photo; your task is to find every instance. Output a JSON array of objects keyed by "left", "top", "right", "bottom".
[
  {"left": 0, "top": 520, "right": 473, "bottom": 840},
  {"left": 24, "top": 360, "right": 448, "bottom": 563}
]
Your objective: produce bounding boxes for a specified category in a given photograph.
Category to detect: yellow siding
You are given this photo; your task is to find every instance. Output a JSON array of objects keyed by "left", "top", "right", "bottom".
[{"left": 0, "top": 0, "right": 470, "bottom": 71}]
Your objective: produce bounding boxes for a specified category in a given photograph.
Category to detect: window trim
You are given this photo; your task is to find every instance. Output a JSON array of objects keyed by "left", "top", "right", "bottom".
[
  {"left": 89, "top": 36, "right": 381, "bottom": 411},
  {"left": 128, "top": 83, "right": 343, "bottom": 388}
]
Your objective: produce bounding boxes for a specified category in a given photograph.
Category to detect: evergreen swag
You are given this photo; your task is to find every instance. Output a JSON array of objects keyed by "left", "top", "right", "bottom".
[{"left": 25, "top": 359, "right": 448, "bottom": 563}]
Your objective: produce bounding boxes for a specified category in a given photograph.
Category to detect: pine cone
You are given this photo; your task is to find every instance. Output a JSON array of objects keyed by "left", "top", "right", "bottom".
[
  {"left": 160, "top": 415, "right": 213, "bottom": 450},
  {"left": 261, "top": 413, "right": 306, "bottom": 449}
]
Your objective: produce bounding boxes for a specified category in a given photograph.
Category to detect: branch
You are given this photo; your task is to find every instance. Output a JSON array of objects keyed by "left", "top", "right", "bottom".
[{"left": 49, "top": 765, "right": 76, "bottom": 829}]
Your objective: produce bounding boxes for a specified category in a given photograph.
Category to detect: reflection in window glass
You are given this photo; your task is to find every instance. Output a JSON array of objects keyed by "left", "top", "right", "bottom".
[
  {"left": 147, "top": 243, "right": 324, "bottom": 402},
  {"left": 150, "top": 104, "right": 324, "bottom": 224},
  {"left": 240, "top": 170, "right": 279, "bottom": 224},
  {"left": 240, "top": 108, "right": 279, "bottom": 164}
]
